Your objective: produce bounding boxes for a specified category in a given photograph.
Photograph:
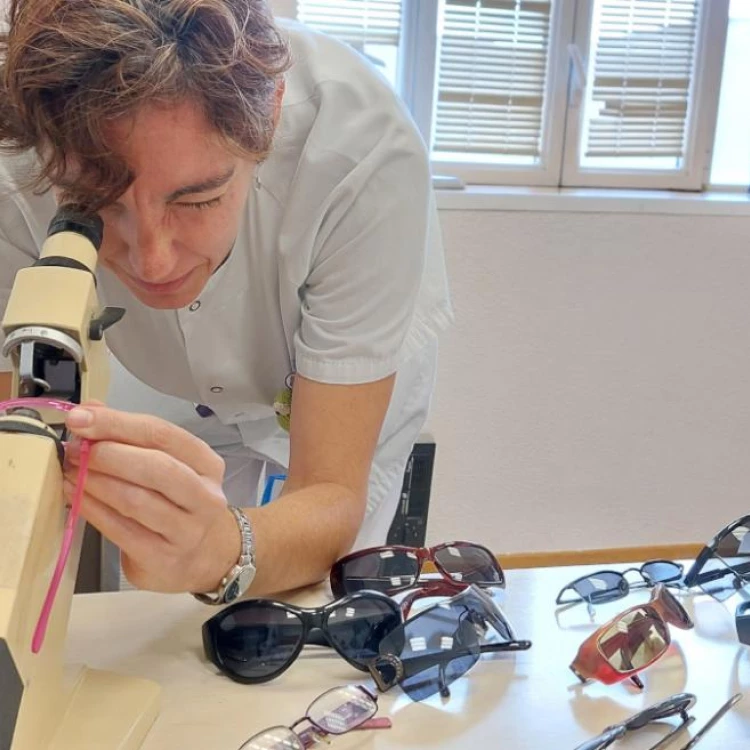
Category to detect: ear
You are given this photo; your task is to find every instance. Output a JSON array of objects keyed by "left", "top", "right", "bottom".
[{"left": 272, "top": 78, "right": 285, "bottom": 130}]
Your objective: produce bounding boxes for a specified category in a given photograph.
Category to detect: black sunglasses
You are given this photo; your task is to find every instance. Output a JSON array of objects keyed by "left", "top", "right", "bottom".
[
  {"left": 573, "top": 692, "right": 696, "bottom": 750},
  {"left": 556, "top": 560, "right": 684, "bottom": 616},
  {"left": 368, "top": 584, "right": 531, "bottom": 701},
  {"left": 203, "top": 590, "right": 401, "bottom": 683},
  {"left": 683, "top": 515, "right": 750, "bottom": 600}
]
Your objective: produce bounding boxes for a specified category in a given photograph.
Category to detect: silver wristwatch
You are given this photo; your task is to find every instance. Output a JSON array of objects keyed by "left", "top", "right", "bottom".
[{"left": 193, "top": 506, "right": 257, "bottom": 605}]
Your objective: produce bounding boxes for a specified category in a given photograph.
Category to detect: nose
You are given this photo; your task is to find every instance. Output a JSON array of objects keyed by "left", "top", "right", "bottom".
[{"left": 118, "top": 205, "right": 180, "bottom": 283}]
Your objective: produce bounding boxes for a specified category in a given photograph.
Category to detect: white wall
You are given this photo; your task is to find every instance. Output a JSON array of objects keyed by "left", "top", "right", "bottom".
[{"left": 425, "top": 207, "right": 750, "bottom": 554}]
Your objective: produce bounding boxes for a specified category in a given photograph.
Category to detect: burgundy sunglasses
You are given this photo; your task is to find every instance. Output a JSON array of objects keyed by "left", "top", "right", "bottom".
[{"left": 330, "top": 541, "right": 504, "bottom": 599}]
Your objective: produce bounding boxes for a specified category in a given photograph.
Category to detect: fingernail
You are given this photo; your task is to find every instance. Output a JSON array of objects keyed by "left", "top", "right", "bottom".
[{"left": 68, "top": 408, "right": 93, "bottom": 428}]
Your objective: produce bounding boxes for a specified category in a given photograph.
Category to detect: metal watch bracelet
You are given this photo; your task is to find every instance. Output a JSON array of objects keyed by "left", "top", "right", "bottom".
[{"left": 192, "top": 505, "right": 256, "bottom": 605}]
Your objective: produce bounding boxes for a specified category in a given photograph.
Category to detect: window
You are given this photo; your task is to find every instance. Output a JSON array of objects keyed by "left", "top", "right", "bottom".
[
  {"left": 293, "top": 0, "right": 740, "bottom": 191},
  {"left": 710, "top": 0, "right": 750, "bottom": 188}
]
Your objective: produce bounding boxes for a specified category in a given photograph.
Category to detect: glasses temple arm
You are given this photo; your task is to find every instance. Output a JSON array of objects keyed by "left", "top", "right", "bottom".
[
  {"left": 479, "top": 640, "right": 532, "bottom": 653},
  {"left": 694, "top": 560, "right": 750, "bottom": 584},
  {"left": 646, "top": 715, "right": 695, "bottom": 750}
]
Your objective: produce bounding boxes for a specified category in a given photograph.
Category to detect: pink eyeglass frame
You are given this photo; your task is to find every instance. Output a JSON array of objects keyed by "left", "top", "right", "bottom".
[{"left": 0, "top": 398, "right": 92, "bottom": 653}]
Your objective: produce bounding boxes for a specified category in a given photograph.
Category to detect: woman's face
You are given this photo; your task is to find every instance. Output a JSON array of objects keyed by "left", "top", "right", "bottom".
[{"left": 82, "top": 98, "right": 257, "bottom": 310}]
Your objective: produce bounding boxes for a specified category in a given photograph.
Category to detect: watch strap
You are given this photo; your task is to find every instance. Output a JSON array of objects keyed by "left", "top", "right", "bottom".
[{"left": 192, "top": 505, "right": 256, "bottom": 605}]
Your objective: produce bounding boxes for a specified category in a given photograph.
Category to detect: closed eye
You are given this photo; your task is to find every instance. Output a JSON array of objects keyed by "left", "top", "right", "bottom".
[{"left": 178, "top": 196, "right": 223, "bottom": 210}]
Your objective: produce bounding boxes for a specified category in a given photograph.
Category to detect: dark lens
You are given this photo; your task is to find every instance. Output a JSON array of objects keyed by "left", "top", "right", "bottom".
[
  {"left": 572, "top": 572, "right": 628, "bottom": 604},
  {"left": 716, "top": 521, "right": 750, "bottom": 558},
  {"left": 597, "top": 608, "right": 668, "bottom": 673},
  {"left": 325, "top": 596, "right": 401, "bottom": 669},
  {"left": 378, "top": 604, "right": 480, "bottom": 701},
  {"left": 434, "top": 544, "right": 503, "bottom": 585},
  {"left": 400, "top": 650, "right": 479, "bottom": 702},
  {"left": 696, "top": 522, "right": 750, "bottom": 597},
  {"left": 642, "top": 561, "right": 682, "bottom": 584},
  {"left": 214, "top": 603, "right": 305, "bottom": 681},
  {"left": 624, "top": 693, "right": 695, "bottom": 729},
  {"left": 337, "top": 550, "right": 419, "bottom": 595}
]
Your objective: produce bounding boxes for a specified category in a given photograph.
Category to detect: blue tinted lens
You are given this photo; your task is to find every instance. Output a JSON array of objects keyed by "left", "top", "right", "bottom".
[
  {"left": 400, "top": 651, "right": 479, "bottom": 702},
  {"left": 641, "top": 561, "right": 682, "bottom": 583},
  {"left": 378, "top": 606, "right": 480, "bottom": 701},
  {"left": 572, "top": 572, "right": 627, "bottom": 603}
]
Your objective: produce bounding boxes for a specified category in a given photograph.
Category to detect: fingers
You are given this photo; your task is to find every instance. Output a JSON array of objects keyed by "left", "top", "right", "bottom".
[
  {"left": 65, "top": 403, "right": 225, "bottom": 480},
  {"left": 64, "top": 466, "right": 193, "bottom": 541},
  {"left": 66, "top": 439, "right": 224, "bottom": 515},
  {"left": 74, "top": 491, "right": 182, "bottom": 592}
]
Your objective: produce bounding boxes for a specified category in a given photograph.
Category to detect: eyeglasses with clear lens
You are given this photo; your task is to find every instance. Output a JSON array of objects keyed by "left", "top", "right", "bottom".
[{"left": 238, "top": 684, "right": 388, "bottom": 750}]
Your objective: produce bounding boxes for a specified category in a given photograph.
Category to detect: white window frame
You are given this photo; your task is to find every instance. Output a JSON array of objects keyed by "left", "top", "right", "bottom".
[
  {"left": 561, "top": 0, "right": 730, "bottom": 190},
  {"left": 286, "top": 0, "right": 735, "bottom": 192},
  {"left": 399, "top": 0, "right": 576, "bottom": 187}
]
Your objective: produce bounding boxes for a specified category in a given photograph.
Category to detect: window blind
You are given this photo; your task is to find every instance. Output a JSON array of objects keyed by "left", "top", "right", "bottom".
[
  {"left": 433, "top": 0, "right": 553, "bottom": 158},
  {"left": 297, "top": 0, "right": 402, "bottom": 47},
  {"left": 583, "top": 0, "right": 700, "bottom": 159}
]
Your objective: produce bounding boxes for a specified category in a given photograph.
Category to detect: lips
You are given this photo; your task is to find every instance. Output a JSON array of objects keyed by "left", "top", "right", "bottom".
[{"left": 128, "top": 268, "right": 194, "bottom": 295}]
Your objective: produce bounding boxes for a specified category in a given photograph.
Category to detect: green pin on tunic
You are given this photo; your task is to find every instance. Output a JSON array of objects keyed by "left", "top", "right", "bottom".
[{"left": 273, "top": 372, "right": 295, "bottom": 432}]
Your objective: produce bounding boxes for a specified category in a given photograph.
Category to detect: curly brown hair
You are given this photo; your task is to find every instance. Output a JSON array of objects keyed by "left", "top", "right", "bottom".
[{"left": 0, "top": 0, "right": 291, "bottom": 210}]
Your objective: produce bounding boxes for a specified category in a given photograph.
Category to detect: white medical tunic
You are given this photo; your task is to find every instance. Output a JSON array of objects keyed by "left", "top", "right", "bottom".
[{"left": 0, "top": 20, "right": 453, "bottom": 550}]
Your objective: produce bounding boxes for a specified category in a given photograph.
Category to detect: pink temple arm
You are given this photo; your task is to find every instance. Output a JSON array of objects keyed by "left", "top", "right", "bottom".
[{"left": 0, "top": 398, "right": 93, "bottom": 654}]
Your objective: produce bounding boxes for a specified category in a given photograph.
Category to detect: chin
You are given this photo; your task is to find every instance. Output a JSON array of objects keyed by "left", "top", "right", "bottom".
[{"left": 121, "top": 272, "right": 207, "bottom": 310}]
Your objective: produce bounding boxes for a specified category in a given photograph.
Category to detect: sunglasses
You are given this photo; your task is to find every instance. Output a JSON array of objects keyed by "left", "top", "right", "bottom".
[
  {"left": 203, "top": 590, "right": 402, "bottom": 683},
  {"left": 683, "top": 515, "right": 750, "bottom": 600},
  {"left": 570, "top": 584, "right": 693, "bottom": 689},
  {"left": 330, "top": 541, "right": 504, "bottom": 598},
  {"left": 574, "top": 692, "right": 696, "bottom": 750},
  {"left": 237, "top": 684, "right": 390, "bottom": 750},
  {"left": 556, "top": 560, "right": 684, "bottom": 616},
  {"left": 368, "top": 584, "right": 531, "bottom": 701}
]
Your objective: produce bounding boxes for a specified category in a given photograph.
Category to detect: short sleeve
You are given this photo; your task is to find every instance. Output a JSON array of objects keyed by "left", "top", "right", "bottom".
[{"left": 293, "top": 130, "right": 440, "bottom": 385}]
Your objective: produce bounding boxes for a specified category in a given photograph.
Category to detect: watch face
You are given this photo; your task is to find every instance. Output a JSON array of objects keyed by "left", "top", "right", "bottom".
[
  {"left": 224, "top": 578, "right": 241, "bottom": 603},
  {"left": 224, "top": 566, "right": 255, "bottom": 604}
]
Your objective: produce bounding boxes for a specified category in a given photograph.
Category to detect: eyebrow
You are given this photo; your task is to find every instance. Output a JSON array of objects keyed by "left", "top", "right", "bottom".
[{"left": 165, "top": 167, "right": 236, "bottom": 202}]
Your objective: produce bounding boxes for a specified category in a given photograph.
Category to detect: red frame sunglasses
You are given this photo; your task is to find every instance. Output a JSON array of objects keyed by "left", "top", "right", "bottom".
[
  {"left": 330, "top": 541, "right": 505, "bottom": 599},
  {"left": 570, "top": 584, "right": 693, "bottom": 689}
]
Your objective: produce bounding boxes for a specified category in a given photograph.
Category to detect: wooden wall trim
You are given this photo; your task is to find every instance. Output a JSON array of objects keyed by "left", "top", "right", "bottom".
[{"left": 497, "top": 543, "right": 702, "bottom": 570}]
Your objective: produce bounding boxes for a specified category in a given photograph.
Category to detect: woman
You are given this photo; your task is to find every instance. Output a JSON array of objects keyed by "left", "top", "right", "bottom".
[{"left": 0, "top": 0, "right": 451, "bottom": 601}]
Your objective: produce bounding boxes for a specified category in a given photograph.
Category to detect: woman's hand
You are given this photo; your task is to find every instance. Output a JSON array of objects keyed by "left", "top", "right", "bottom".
[{"left": 64, "top": 403, "right": 239, "bottom": 593}]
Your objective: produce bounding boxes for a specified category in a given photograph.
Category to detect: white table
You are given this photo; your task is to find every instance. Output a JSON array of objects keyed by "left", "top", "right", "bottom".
[{"left": 66, "top": 563, "right": 750, "bottom": 749}]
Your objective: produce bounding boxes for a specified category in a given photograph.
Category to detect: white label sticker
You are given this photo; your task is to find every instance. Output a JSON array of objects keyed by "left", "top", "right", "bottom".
[{"left": 409, "top": 637, "right": 427, "bottom": 652}]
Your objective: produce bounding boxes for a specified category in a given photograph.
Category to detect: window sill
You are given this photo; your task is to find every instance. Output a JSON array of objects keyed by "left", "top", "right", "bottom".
[{"left": 434, "top": 185, "right": 750, "bottom": 217}]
